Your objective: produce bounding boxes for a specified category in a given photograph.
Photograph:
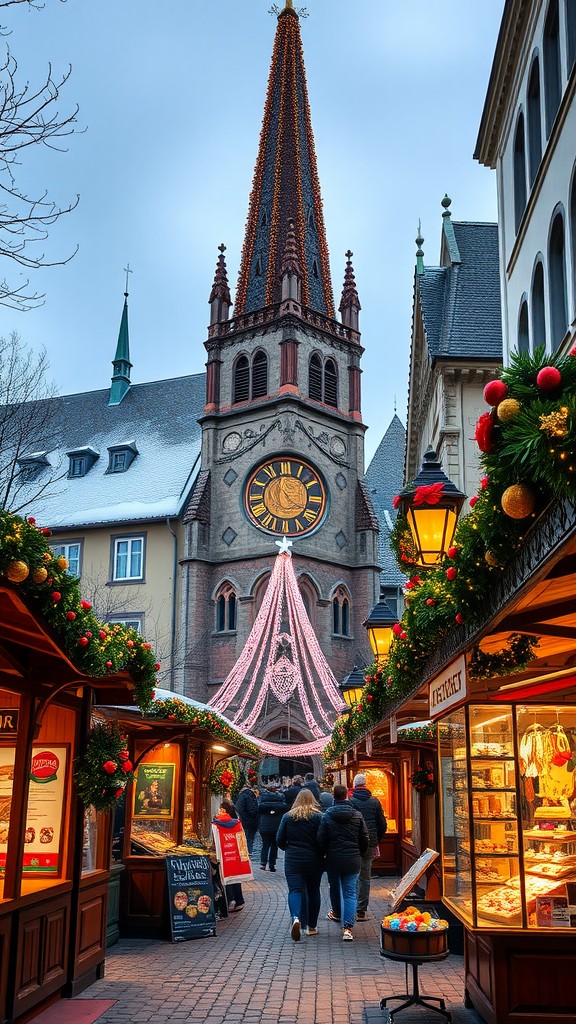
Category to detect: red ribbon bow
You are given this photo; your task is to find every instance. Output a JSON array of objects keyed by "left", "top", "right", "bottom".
[{"left": 412, "top": 482, "right": 445, "bottom": 507}]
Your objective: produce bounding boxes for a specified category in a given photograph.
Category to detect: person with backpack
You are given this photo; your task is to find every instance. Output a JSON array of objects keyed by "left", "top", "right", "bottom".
[
  {"left": 317, "top": 783, "right": 369, "bottom": 942},
  {"left": 348, "top": 773, "right": 387, "bottom": 920}
]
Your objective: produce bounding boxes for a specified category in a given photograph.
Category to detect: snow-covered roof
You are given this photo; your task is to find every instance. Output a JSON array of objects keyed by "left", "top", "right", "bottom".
[{"left": 15, "top": 375, "right": 205, "bottom": 529}]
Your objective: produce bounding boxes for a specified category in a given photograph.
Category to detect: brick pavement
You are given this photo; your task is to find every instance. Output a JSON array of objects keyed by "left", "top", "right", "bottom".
[{"left": 75, "top": 866, "right": 485, "bottom": 1024}]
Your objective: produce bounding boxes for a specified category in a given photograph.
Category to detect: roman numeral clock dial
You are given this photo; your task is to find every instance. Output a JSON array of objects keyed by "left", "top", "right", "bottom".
[{"left": 244, "top": 457, "right": 328, "bottom": 537}]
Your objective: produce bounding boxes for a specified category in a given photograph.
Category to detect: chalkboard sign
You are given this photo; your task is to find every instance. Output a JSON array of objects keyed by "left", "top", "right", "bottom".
[
  {"left": 166, "top": 855, "right": 216, "bottom": 941},
  {"left": 388, "top": 848, "right": 439, "bottom": 911}
]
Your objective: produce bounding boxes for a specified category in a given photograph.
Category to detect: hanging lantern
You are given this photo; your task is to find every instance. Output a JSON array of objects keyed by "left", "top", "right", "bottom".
[
  {"left": 339, "top": 667, "right": 366, "bottom": 708},
  {"left": 398, "top": 449, "right": 466, "bottom": 568},
  {"left": 363, "top": 596, "right": 396, "bottom": 664}
]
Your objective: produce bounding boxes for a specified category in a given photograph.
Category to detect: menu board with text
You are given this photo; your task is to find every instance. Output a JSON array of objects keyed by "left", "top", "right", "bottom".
[{"left": 0, "top": 745, "right": 68, "bottom": 874}]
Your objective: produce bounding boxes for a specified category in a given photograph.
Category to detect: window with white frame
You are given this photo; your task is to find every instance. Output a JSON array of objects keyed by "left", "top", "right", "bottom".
[
  {"left": 107, "top": 615, "right": 143, "bottom": 633},
  {"left": 51, "top": 541, "right": 82, "bottom": 578},
  {"left": 112, "top": 536, "right": 144, "bottom": 581}
]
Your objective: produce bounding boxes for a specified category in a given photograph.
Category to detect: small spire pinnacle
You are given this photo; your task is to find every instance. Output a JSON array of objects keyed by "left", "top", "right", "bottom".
[
  {"left": 339, "top": 250, "right": 361, "bottom": 332},
  {"left": 441, "top": 194, "right": 452, "bottom": 218},
  {"left": 416, "top": 221, "right": 425, "bottom": 276},
  {"left": 209, "top": 242, "right": 232, "bottom": 316},
  {"left": 109, "top": 273, "right": 133, "bottom": 406},
  {"left": 281, "top": 219, "right": 302, "bottom": 277},
  {"left": 123, "top": 261, "right": 133, "bottom": 297}
]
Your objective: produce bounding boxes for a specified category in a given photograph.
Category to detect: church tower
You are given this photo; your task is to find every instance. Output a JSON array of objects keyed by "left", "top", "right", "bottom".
[{"left": 183, "top": 2, "right": 380, "bottom": 747}]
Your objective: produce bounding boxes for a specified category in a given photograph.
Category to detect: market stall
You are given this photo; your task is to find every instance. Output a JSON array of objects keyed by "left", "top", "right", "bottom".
[{"left": 97, "top": 692, "right": 260, "bottom": 939}]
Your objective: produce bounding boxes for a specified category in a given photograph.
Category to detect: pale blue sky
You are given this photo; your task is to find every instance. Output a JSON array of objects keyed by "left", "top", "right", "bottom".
[{"left": 6, "top": 0, "right": 504, "bottom": 463}]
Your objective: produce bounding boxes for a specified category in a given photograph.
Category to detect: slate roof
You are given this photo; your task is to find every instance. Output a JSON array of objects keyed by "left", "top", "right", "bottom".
[
  {"left": 365, "top": 414, "right": 407, "bottom": 587},
  {"left": 14, "top": 375, "right": 205, "bottom": 529},
  {"left": 418, "top": 222, "right": 502, "bottom": 361}
]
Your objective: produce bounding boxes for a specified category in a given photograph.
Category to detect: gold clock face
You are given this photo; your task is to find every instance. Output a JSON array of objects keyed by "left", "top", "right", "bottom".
[{"left": 244, "top": 457, "right": 327, "bottom": 536}]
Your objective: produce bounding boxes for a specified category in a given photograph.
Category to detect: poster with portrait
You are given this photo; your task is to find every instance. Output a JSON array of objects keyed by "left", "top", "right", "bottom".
[
  {"left": 0, "top": 746, "right": 16, "bottom": 865},
  {"left": 133, "top": 762, "right": 175, "bottom": 818}
]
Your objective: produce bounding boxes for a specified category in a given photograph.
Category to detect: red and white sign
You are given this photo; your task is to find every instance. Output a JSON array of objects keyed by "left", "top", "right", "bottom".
[
  {"left": 212, "top": 821, "right": 254, "bottom": 886},
  {"left": 429, "top": 655, "right": 467, "bottom": 719}
]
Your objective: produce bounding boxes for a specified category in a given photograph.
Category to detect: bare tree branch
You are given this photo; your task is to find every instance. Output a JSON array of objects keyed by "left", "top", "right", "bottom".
[{"left": 0, "top": 3, "right": 80, "bottom": 309}]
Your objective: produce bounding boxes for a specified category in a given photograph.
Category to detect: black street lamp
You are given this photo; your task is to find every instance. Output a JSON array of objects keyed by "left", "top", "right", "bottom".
[
  {"left": 363, "top": 596, "right": 396, "bottom": 665},
  {"left": 398, "top": 448, "right": 466, "bottom": 568},
  {"left": 339, "top": 666, "right": 366, "bottom": 708}
]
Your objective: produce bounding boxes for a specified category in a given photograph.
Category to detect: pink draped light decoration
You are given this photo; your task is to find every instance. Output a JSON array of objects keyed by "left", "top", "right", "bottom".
[{"left": 211, "top": 550, "right": 345, "bottom": 753}]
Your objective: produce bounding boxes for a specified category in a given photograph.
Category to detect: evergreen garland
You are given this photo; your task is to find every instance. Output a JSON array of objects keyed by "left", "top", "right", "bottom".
[
  {"left": 147, "top": 698, "right": 260, "bottom": 758},
  {"left": 208, "top": 758, "right": 243, "bottom": 796},
  {"left": 75, "top": 722, "right": 134, "bottom": 812},
  {"left": 325, "top": 348, "right": 574, "bottom": 762}
]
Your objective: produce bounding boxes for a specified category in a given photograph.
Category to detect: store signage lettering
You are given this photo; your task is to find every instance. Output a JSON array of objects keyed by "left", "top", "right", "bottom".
[
  {"left": 429, "top": 655, "right": 467, "bottom": 718},
  {"left": 0, "top": 710, "right": 18, "bottom": 735}
]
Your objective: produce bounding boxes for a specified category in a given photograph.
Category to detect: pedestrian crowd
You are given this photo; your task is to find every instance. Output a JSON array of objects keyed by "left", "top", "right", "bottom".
[{"left": 226, "top": 771, "right": 387, "bottom": 943}]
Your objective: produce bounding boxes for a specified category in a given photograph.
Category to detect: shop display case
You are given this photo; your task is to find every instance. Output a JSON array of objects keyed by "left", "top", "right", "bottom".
[{"left": 439, "top": 703, "right": 576, "bottom": 931}]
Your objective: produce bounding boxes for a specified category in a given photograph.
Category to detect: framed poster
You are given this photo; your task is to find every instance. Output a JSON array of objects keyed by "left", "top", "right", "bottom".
[
  {"left": 23, "top": 745, "right": 69, "bottom": 875},
  {"left": 388, "top": 848, "right": 439, "bottom": 911},
  {"left": 0, "top": 746, "right": 15, "bottom": 863},
  {"left": 166, "top": 855, "right": 216, "bottom": 941},
  {"left": 133, "top": 762, "right": 175, "bottom": 818}
]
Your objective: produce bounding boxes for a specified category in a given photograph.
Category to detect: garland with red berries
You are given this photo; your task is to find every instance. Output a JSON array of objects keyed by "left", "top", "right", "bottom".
[
  {"left": 75, "top": 722, "right": 134, "bottom": 812},
  {"left": 410, "top": 762, "right": 435, "bottom": 796}
]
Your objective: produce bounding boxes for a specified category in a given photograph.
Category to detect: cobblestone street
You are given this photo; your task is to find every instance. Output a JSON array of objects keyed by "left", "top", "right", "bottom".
[{"left": 59, "top": 869, "right": 484, "bottom": 1024}]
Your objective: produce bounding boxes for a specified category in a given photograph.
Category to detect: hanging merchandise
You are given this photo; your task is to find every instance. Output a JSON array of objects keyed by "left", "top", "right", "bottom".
[{"left": 519, "top": 723, "right": 553, "bottom": 778}]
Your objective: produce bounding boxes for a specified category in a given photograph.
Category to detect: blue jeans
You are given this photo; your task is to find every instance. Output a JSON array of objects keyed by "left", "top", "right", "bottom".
[
  {"left": 260, "top": 831, "right": 278, "bottom": 868},
  {"left": 328, "top": 870, "right": 359, "bottom": 928},
  {"left": 285, "top": 870, "right": 322, "bottom": 929},
  {"left": 357, "top": 847, "right": 376, "bottom": 912}
]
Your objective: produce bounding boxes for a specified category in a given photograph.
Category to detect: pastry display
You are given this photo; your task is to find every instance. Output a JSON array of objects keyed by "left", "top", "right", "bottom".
[
  {"left": 0, "top": 797, "right": 11, "bottom": 822},
  {"left": 476, "top": 887, "right": 522, "bottom": 921}
]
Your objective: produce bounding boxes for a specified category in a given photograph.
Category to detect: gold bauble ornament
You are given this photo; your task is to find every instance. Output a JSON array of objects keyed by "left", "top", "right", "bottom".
[
  {"left": 6, "top": 560, "right": 30, "bottom": 583},
  {"left": 497, "top": 398, "right": 521, "bottom": 422},
  {"left": 32, "top": 566, "right": 48, "bottom": 584},
  {"left": 43, "top": 552, "right": 52, "bottom": 563},
  {"left": 501, "top": 483, "right": 536, "bottom": 519},
  {"left": 57, "top": 556, "right": 69, "bottom": 571},
  {"left": 485, "top": 551, "right": 499, "bottom": 567}
]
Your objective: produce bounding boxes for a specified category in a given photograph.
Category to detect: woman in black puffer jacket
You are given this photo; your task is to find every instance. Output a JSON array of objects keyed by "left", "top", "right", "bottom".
[
  {"left": 276, "top": 789, "right": 324, "bottom": 940},
  {"left": 258, "top": 785, "right": 286, "bottom": 871}
]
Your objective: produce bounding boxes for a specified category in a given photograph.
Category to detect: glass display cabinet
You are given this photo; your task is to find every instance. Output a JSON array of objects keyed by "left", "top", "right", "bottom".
[{"left": 439, "top": 704, "right": 576, "bottom": 930}]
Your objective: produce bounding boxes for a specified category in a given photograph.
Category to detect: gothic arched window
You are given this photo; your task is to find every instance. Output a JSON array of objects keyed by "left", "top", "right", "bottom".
[
  {"left": 332, "top": 586, "right": 351, "bottom": 637},
  {"left": 543, "top": 0, "right": 561, "bottom": 136},
  {"left": 531, "top": 258, "right": 547, "bottom": 350},
  {"left": 309, "top": 354, "right": 322, "bottom": 401},
  {"left": 518, "top": 295, "right": 530, "bottom": 353},
  {"left": 513, "top": 112, "right": 527, "bottom": 232},
  {"left": 549, "top": 208, "right": 568, "bottom": 350},
  {"left": 324, "top": 359, "right": 338, "bottom": 407},
  {"left": 527, "top": 56, "right": 542, "bottom": 186},
  {"left": 252, "top": 350, "right": 268, "bottom": 398},
  {"left": 233, "top": 355, "right": 250, "bottom": 404},
  {"left": 215, "top": 583, "right": 237, "bottom": 633}
]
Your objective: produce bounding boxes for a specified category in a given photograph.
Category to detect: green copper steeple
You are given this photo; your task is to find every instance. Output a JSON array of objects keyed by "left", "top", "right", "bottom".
[{"left": 109, "top": 288, "right": 132, "bottom": 406}]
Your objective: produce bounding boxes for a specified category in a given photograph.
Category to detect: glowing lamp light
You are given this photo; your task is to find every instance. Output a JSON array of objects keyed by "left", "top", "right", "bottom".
[
  {"left": 399, "top": 449, "right": 466, "bottom": 568},
  {"left": 363, "top": 596, "right": 396, "bottom": 664},
  {"left": 339, "top": 666, "right": 366, "bottom": 708},
  {"left": 212, "top": 744, "right": 229, "bottom": 753}
]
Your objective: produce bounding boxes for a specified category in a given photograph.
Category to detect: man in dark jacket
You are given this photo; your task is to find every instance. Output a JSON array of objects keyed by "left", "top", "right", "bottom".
[
  {"left": 258, "top": 785, "right": 286, "bottom": 871},
  {"left": 349, "top": 773, "right": 387, "bottom": 920},
  {"left": 317, "top": 783, "right": 369, "bottom": 941},
  {"left": 235, "top": 783, "right": 260, "bottom": 855},
  {"left": 283, "top": 775, "right": 304, "bottom": 811},
  {"left": 303, "top": 772, "right": 322, "bottom": 802}
]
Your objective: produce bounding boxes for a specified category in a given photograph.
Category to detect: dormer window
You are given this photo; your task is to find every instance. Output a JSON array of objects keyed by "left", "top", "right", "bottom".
[
  {"left": 106, "top": 441, "right": 138, "bottom": 474},
  {"left": 66, "top": 446, "right": 99, "bottom": 479},
  {"left": 17, "top": 451, "right": 49, "bottom": 482}
]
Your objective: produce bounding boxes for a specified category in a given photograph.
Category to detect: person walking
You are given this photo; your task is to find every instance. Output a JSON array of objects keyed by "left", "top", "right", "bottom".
[
  {"left": 258, "top": 784, "right": 286, "bottom": 871},
  {"left": 319, "top": 784, "right": 334, "bottom": 809},
  {"left": 317, "top": 783, "right": 369, "bottom": 942},
  {"left": 235, "top": 782, "right": 260, "bottom": 855},
  {"left": 349, "top": 773, "right": 387, "bottom": 921},
  {"left": 303, "top": 772, "right": 322, "bottom": 802},
  {"left": 211, "top": 799, "right": 249, "bottom": 912},
  {"left": 276, "top": 789, "right": 324, "bottom": 941},
  {"left": 283, "top": 774, "right": 304, "bottom": 811}
]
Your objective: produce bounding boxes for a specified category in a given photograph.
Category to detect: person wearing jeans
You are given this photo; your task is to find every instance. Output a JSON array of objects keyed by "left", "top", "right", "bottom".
[
  {"left": 276, "top": 789, "right": 323, "bottom": 940},
  {"left": 317, "top": 783, "right": 369, "bottom": 941},
  {"left": 349, "top": 773, "right": 387, "bottom": 920},
  {"left": 257, "top": 784, "right": 286, "bottom": 870}
]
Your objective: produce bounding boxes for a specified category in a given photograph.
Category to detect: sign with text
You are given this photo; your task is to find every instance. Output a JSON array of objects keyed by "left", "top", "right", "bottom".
[
  {"left": 1, "top": 745, "right": 68, "bottom": 873},
  {"left": 133, "top": 762, "right": 175, "bottom": 818},
  {"left": 0, "top": 710, "right": 18, "bottom": 735},
  {"left": 429, "top": 655, "right": 467, "bottom": 719},
  {"left": 212, "top": 822, "right": 253, "bottom": 886},
  {"left": 166, "top": 855, "right": 216, "bottom": 942}
]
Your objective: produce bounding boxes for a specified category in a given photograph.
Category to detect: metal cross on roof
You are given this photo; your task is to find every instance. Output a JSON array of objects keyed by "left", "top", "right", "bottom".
[
  {"left": 123, "top": 262, "right": 133, "bottom": 296},
  {"left": 275, "top": 536, "right": 293, "bottom": 556}
]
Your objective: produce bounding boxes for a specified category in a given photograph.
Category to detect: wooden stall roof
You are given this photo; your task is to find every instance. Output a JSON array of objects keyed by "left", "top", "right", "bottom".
[
  {"left": 0, "top": 583, "right": 137, "bottom": 705},
  {"left": 97, "top": 704, "right": 260, "bottom": 760}
]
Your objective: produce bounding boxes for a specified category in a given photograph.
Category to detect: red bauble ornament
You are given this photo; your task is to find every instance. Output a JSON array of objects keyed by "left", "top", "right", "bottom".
[
  {"left": 480, "top": 475, "right": 490, "bottom": 489},
  {"left": 78, "top": 636, "right": 89, "bottom": 647},
  {"left": 41, "top": 527, "right": 52, "bottom": 537},
  {"left": 426, "top": 598, "right": 436, "bottom": 606},
  {"left": 119, "top": 750, "right": 129, "bottom": 761},
  {"left": 392, "top": 494, "right": 401, "bottom": 510},
  {"left": 80, "top": 600, "right": 92, "bottom": 610},
  {"left": 115, "top": 787, "right": 124, "bottom": 798},
  {"left": 357, "top": 704, "right": 363, "bottom": 713},
  {"left": 447, "top": 546, "right": 459, "bottom": 559},
  {"left": 366, "top": 694, "right": 373, "bottom": 702},
  {"left": 392, "top": 622, "right": 403, "bottom": 636},
  {"left": 143, "top": 643, "right": 151, "bottom": 650},
  {"left": 570, "top": 343, "right": 576, "bottom": 357},
  {"left": 99, "top": 631, "right": 107, "bottom": 640},
  {"left": 106, "top": 660, "right": 113, "bottom": 669},
  {"left": 455, "top": 613, "right": 464, "bottom": 624},
  {"left": 86, "top": 631, "right": 92, "bottom": 638},
  {"left": 151, "top": 690, "right": 156, "bottom": 699},
  {"left": 154, "top": 663, "right": 161, "bottom": 671},
  {"left": 536, "top": 366, "right": 561, "bottom": 390},
  {"left": 28, "top": 517, "right": 36, "bottom": 525},
  {"left": 121, "top": 760, "right": 133, "bottom": 773},
  {"left": 52, "top": 591, "right": 61, "bottom": 602},
  {"left": 483, "top": 379, "right": 507, "bottom": 406},
  {"left": 66, "top": 610, "right": 76, "bottom": 620},
  {"left": 475, "top": 412, "right": 495, "bottom": 453},
  {"left": 470, "top": 495, "right": 478, "bottom": 508},
  {"left": 446, "top": 567, "right": 457, "bottom": 581},
  {"left": 103, "top": 760, "right": 117, "bottom": 774}
]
